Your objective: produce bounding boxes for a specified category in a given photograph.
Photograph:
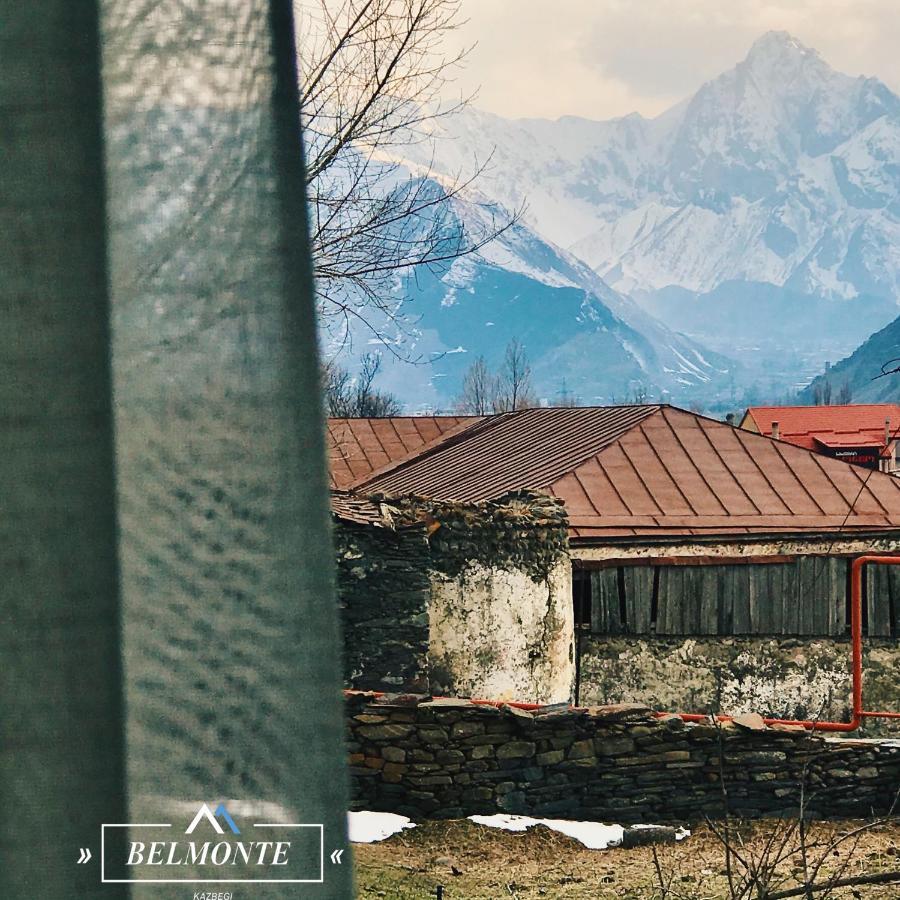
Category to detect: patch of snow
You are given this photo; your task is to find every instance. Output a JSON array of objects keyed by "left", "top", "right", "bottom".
[
  {"left": 467, "top": 814, "right": 689, "bottom": 850},
  {"left": 348, "top": 811, "right": 415, "bottom": 844},
  {"left": 671, "top": 348, "right": 712, "bottom": 383},
  {"left": 621, "top": 339, "right": 648, "bottom": 372}
]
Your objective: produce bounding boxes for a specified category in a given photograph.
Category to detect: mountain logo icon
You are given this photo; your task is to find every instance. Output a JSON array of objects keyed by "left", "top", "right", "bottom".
[{"left": 184, "top": 803, "right": 241, "bottom": 835}]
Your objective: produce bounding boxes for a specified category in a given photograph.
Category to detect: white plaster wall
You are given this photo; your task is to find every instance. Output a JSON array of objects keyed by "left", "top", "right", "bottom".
[
  {"left": 572, "top": 536, "right": 900, "bottom": 562},
  {"left": 427, "top": 558, "right": 574, "bottom": 705},
  {"left": 580, "top": 636, "right": 900, "bottom": 736}
]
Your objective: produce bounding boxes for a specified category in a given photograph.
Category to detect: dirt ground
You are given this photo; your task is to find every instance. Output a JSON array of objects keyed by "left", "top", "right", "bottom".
[{"left": 354, "top": 817, "right": 900, "bottom": 899}]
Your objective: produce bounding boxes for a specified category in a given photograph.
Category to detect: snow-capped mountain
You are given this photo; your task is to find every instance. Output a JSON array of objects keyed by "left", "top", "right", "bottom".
[
  {"left": 411, "top": 31, "right": 900, "bottom": 299},
  {"left": 335, "top": 180, "right": 735, "bottom": 410},
  {"left": 394, "top": 31, "right": 900, "bottom": 399}
]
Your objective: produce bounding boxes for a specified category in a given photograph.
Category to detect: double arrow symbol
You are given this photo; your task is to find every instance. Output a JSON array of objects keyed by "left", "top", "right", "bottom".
[
  {"left": 330, "top": 849, "right": 344, "bottom": 865},
  {"left": 77, "top": 848, "right": 92, "bottom": 864}
]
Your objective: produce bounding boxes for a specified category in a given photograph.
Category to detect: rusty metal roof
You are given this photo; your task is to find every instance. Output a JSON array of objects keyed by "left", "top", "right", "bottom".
[
  {"left": 359, "top": 406, "right": 661, "bottom": 501},
  {"left": 327, "top": 415, "right": 482, "bottom": 489},
  {"left": 356, "top": 406, "right": 900, "bottom": 540}
]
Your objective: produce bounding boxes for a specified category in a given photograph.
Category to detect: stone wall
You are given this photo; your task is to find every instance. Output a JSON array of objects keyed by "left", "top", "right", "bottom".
[
  {"left": 335, "top": 519, "right": 431, "bottom": 692},
  {"left": 336, "top": 492, "right": 573, "bottom": 701},
  {"left": 346, "top": 692, "right": 900, "bottom": 823},
  {"left": 579, "top": 636, "right": 900, "bottom": 737}
]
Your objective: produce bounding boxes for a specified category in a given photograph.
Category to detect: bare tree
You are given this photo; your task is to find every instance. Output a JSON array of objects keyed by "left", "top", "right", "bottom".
[
  {"left": 324, "top": 352, "right": 402, "bottom": 416},
  {"left": 628, "top": 382, "right": 649, "bottom": 405},
  {"left": 836, "top": 381, "right": 852, "bottom": 404},
  {"left": 456, "top": 355, "right": 498, "bottom": 415},
  {"left": 296, "top": 0, "right": 520, "bottom": 347},
  {"left": 813, "top": 378, "right": 833, "bottom": 406},
  {"left": 494, "top": 339, "right": 536, "bottom": 411}
]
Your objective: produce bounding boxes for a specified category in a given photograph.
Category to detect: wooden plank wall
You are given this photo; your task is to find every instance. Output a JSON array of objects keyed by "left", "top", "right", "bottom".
[
  {"left": 867, "top": 565, "right": 900, "bottom": 638},
  {"left": 586, "top": 558, "right": 900, "bottom": 637}
]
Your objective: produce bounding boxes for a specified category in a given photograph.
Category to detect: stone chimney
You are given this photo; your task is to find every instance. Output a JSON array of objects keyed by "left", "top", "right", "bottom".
[{"left": 771, "top": 421, "right": 780, "bottom": 441}]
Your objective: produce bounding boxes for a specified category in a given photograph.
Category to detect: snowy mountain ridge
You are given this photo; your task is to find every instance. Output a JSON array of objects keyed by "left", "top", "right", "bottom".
[
  {"left": 374, "top": 30, "right": 900, "bottom": 404},
  {"left": 405, "top": 31, "right": 900, "bottom": 303}
]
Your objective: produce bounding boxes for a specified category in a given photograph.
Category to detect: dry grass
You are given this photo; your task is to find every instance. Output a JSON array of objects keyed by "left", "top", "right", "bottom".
[{"left": 354, "top": 818, "right": 900, "bottom": 899}]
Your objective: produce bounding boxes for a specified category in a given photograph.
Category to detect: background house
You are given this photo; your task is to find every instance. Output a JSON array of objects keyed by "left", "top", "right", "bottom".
[
  {"left": 346, "top": 406, "right": 900, "bottom": 728},
  {"left": 741, "top": 403, "right": 900, "bottom": 473}
]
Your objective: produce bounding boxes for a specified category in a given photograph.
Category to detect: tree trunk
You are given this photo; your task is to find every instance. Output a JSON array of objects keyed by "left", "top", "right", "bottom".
[{"left": 0, "top": 3, "right": 129, "bottom": 896}]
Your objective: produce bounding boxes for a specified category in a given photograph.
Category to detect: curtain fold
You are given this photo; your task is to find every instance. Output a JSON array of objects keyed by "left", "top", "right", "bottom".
[{"left": 3, "top": 2, "right": 352, "bottom": 895}]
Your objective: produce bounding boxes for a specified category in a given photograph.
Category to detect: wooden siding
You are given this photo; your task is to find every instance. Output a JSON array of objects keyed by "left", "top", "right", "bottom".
[{"left": 583, "top": 559, "right": 900, "bottom": 637}]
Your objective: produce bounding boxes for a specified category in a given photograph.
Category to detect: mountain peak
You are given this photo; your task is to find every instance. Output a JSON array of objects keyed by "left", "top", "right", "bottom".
[{"left": 743, "top": 30, "right": 822, "bottom": 70}]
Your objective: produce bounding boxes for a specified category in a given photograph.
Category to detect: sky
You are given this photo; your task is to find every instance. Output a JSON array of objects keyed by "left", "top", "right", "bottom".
[{"left": 445, "top": 0, "right": 900, "bottom": 120}]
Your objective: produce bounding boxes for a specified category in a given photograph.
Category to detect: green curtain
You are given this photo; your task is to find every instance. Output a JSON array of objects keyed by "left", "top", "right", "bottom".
[
  {"left": 2, "top": 1, "right": 352, "bottom": 896},
  {"left": 0, "top": 2, "right": 128, "bottom": 896}
]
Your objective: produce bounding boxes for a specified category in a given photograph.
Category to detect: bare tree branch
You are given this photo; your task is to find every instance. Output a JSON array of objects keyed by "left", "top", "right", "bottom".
[{"left": 296, "top": 0, "right": 522, "bottom": 357}]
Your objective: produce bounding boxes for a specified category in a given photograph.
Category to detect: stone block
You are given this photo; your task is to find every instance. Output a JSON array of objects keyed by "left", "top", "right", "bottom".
[
  {"left": 381, "top": 762, "right": 407, "bottom": 783},
  {"left": 497, "top": 791, "right": 527, "bottom": 813},
  {"left": 421, "top": 698, "right": 475, "bottom": 710},
  {"left": 732, "top": 713, "right": 767, "bottom": 732},
  {"left": 502, "top": 704, "right": 535, "bottom": 722},
  {"left": 588, "top": 703, "right": 652, "bottom": 723},
  {"left": 436, "top": 749, "right": 466, "bottom": 764},
  {"left": 536, "top": 750, "right": 565, "bottom": 766},
  {"left": 594, "top": 736, "right": 636, "bottom": 756},
  {"left": 451, "top": 721, "right": 485, "bottom": 739},
  {"left": 496, "top": 741, "right": 537, "bottom": 760},
  {"left": 568, "top": 739, "right": 595, "bottom": 760},
  {"left": 356, "top": 723, "right": 414, "bottom": 740},
  {"left": 469, "top": 745, "right": 494, "bottom": 760}
]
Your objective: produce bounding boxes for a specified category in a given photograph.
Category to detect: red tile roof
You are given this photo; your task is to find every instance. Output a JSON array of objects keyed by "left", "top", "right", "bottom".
[
  {"left": 742, "top": 404, "right": 900, "bottom": 456},
  {"left": 355, "top": 406, "right": 900, "bottom": 540},
  {"left": 327, "top": 416, "right": 482, "bottom": 489}
]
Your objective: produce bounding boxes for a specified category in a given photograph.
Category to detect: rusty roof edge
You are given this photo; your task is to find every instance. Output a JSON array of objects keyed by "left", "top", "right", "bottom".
[
  {"left": 569, "top": 525, "right": 900, "bottom": 547},
  {"left": 349, "top": 412, "right": 516, "bottom": 491}
]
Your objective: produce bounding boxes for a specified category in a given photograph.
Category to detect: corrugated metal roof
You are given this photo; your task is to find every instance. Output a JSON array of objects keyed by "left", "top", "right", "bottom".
[
  {"left": 743, "top": 403, "right": 900, "bottom": 454},
  {"left": 360, "top": 406, "right": 661, "bottom": 501},
  {"left": 327, "top": 415, "right": 482, "bottom": 489},
  {"left": 557, "top": 407, "right": 900, "bottom": 538},
  {"left": 356, "top": 406, "right": 900, "bottom": 540}
]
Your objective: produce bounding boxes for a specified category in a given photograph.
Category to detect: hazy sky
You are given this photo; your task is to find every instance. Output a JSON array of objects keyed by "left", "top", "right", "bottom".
[{"left": 446, "top": 1, "right": 900, "bottom": 120}]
